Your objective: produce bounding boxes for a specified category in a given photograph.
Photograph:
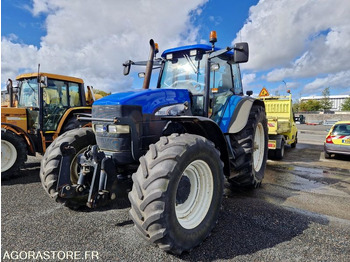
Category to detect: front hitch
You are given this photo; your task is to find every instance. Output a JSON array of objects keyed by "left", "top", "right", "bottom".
[
  {"left": 57, "top": 142, "right": 76, "bottom": 189},
  {"left": 57, "top": 143, "right": 121, "bottom": 208}
]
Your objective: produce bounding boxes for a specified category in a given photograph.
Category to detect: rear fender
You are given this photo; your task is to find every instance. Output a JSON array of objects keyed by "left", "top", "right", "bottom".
[
  {"left": 162, "top": 116, "right": 230, "bottom": 177},
  {"left": 227, "top": 98, "right": 265, "bottom": 134}
]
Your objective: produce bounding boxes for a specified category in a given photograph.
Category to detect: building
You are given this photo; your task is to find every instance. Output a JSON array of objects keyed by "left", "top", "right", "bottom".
[{"left": 300, "top": 95, "right": 350, "bottom": 111}]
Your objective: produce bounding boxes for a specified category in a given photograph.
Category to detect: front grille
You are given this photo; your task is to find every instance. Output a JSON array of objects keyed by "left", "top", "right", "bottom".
[
  {"left": 92, "top": 105, "right": 142, "bottom": 154},
  {"left": 92, "top": 105, "right": 142, "bottom": 119}
]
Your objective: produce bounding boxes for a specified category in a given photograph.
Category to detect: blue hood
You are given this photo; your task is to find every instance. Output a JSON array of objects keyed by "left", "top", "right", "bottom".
[{"left": 93, "top": 89, "right": 191, "bottom": 114}]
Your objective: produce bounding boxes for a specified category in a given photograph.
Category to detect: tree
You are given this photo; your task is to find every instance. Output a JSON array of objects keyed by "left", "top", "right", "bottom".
[
  {"left": 93, "top": 89, "right": 111, "bottom": 97},
  {"left": 299, "top": 99, "right": 321, "bottom": 111},
  {"left": 292, "top": 101, "right": 300, "bottom": 113},
  {"left": 320, "top": 87, "right": 332, "bottom": 111},
  {"left": 341, "top": 97, "right": 350, "bottom": 111}
]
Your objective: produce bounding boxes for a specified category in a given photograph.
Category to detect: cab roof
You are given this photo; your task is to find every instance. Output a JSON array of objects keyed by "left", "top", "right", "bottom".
[
  {"left": 161, "top": 44, "right": 233, "bottom": 57},
  {"left": 16, "top": 72, "right": 84, "bottom": 84}
]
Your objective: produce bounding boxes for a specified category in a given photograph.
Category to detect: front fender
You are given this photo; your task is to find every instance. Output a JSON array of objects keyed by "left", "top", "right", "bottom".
[{"left": 1, "top": 123, "right": 36, "bottom": 155}]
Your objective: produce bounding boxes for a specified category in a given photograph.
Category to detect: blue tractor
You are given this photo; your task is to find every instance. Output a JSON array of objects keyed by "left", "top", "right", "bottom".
[{"left": 40, "top": 32, "right": 268, "bottom": 254}]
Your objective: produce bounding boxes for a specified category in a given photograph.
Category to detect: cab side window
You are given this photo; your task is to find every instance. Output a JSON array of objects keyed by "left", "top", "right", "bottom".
[
  {"left": 231, "top": 64, "right": 243, "bottom": 95},
  {"left": 210, "top": 58, "right": 234, "bottom": 122},
  {"left": 69, "top": 83, "right": 81, "bottom": 106},
  {"left": 210, "top": 59, "right": 233, "bottom": 93},
  {"left": 46, "top": 79, "right": 68, "bottom": 106}
]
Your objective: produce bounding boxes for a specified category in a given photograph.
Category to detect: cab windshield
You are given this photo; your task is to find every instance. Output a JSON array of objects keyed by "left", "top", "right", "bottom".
[
  {"left": 18, "top": 78, "right": 39, "bottom": 107},
  {"left": 160, "top": 54, "right": 206, "bottom": 95}
]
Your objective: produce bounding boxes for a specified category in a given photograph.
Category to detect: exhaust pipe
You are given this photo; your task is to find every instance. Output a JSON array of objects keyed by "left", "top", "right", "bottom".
[
  {"left": 142, "top": 39, "right": 155, "bottom": 90},
  {"left": 7, "top": 79, "right": 13, "bottom": 107}
]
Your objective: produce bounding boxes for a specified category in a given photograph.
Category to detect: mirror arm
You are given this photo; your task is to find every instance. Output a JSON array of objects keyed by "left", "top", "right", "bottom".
[{"left": 208, "top": 47, "right": 232, "bottom": 60}]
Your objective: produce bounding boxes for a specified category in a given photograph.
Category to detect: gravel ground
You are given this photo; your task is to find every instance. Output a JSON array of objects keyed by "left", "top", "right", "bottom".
[{"left": 2, "top": 125, "right": 350, "bottom": 261}]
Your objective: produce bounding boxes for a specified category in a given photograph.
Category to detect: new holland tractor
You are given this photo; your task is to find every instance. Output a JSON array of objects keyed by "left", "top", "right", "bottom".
[{"left": 40, "top": 32, "right": 268, "bottom": 254}]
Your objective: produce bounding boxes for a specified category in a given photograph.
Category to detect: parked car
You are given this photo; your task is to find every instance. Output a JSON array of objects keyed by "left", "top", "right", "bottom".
[{"left": 324, "top": 121, "right": 350, "bottom": 159}]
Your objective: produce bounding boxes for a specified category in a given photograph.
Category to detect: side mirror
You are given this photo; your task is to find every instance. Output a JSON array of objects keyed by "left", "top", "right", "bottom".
[
  {"left": 138, "top": 72, "right": 145, "bottom": 78},
  {"left": 40, "top": 76, "right": 48, "bottom": 87},
  {"left": 233, "top": 42, "right": 249, "bottom": 63},
  {"left": 123, "top": 60, "right": 132, "bottom": 75},
  {"left": 246, "top": 90, "right": 253, "bottom": 96}
]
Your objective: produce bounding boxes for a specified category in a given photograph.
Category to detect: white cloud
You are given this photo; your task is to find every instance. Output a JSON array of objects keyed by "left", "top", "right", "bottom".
[
  {"left": 1, "top": 36, "right": 39, "bottom": 78},
  {"left": 242, "top": 73, "right": 256, "bottom": 86},
  {"left": 234, "top": 0, "right": 350, "bottom": 87},
  {"left": 2, "top": 0, "right": 207, "bottom": 92},
  {"left": 208, "top": 15, "right": 222, "bottom": 26},
  {"left": 303, "top": 71, "right": 350, "bottom": 94}
]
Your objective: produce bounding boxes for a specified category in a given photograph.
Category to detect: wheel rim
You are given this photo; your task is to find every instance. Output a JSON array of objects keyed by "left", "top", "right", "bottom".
[
  {"left": 1, "top": 140, "right": 17, "bottom": 172},
  {"left": 253, "top": 122, "right": 265, "bottom": 172},
  {"left": 175, "top": 160, "right": 213, "bottom": 229},
  {"left": 70, "top": 147, "right": 88, "bottom": 183}
]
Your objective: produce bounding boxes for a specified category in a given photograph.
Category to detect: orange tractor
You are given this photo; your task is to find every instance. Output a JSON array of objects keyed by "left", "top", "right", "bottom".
[{"left": 1, "top": 72, "right": 101, "bottom": 179}]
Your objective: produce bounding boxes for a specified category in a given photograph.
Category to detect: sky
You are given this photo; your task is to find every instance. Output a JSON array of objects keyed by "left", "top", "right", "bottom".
[{"left": 1, "top": 0, "right": 350, "bottom": 99}]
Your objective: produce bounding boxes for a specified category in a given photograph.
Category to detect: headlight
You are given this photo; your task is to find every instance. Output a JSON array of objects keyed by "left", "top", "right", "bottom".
[
  {"left": 108, "top": 124, "right": 130, "bottom": 134},
  {"left": 94, "top": 124, "right": 106, "bottom": 132},
  {"left": 155, "top": 103, "right": 188, "bottom": 116}
]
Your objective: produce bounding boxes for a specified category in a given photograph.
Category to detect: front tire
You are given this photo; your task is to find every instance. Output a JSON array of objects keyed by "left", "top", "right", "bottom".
[
  {"left": 229, "top": 105, "right": 268, "bottom": 188},
  {"left": 40, "top": 128, "right": 96, "bottom": 205},
  {"left": 128, "top": 133, "right": 224, "bottom": 254},
  {"left": 1, "top": 130, "right": 27, "bottom": 179}
]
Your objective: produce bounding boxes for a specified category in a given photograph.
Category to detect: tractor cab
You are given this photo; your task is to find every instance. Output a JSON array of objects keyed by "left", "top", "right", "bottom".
[
  {"left": 123, "top": 31, "right": 249, "bottom": 125},
  {"left": 14, "top": 73, "right": 86, "bottom": 132},
  {"left": 159, "top": 44, "right": 245, "bottom": 121}
]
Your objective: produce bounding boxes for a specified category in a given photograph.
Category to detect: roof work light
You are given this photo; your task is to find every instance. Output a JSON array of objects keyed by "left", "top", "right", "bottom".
[
  {"left": 155, "top": 43, "right": 159, "bottom": 55},
  {"left": 209, "top": 30, "right": 217, "bottom": 50}
]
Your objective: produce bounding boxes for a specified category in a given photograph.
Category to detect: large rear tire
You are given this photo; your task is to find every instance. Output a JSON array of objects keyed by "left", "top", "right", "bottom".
[
  {"left": 40, "top": 128, "right": 96, "bottom": 205},
  {"left": 1, "top": 130, "right": 27, "bottom": 180},
  {"left": 128, "top": 133, "right": 224, "bottom": 254},
  {"left": 229, "top": 105, "right": 268, "bottom": 188}
]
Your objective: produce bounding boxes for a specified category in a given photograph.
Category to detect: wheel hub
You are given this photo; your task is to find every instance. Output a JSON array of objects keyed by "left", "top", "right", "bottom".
[
  {"left": 253, "top": 123, "right": 265, "bottom": 172},
  {"left": 176, "top": 176, "right": 191, "bottom": 205}
]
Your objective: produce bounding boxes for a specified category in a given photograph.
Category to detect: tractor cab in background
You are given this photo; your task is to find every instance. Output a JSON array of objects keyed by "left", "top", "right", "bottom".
[{"left": 1, "top": 72, "right": 98, "bottom": 178}]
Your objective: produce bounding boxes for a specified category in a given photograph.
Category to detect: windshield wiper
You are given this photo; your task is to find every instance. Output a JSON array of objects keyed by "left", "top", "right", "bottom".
[
  {"left": 183, "top": 54, "right": 198, "bottom": 74},
  {"left": 25, "top": 80, "right": 38, "bottom": 102}
]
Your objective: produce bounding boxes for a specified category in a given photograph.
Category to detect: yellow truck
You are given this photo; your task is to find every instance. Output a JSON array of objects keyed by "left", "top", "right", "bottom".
[
  {"left": 258, "top": 89, "right": 298, "bottom": 159},
  {"left": 1, "top": 72, "right": 101, "bottom": 179}
]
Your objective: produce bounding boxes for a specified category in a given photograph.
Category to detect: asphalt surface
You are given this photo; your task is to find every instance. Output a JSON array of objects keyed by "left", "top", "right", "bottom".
[{"left": 2, "top": 124, "right": 350, "bottom": 261}]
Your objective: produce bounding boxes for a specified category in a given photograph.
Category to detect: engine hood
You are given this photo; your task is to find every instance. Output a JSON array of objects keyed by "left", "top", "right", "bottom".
[{"left": 93, "top": 88, "right": 191, "bottom": 114}]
